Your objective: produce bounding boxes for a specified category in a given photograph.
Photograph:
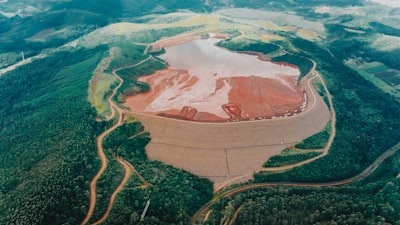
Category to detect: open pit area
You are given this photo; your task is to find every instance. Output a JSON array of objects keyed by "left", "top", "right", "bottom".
[
  {"left": 128, "top": 76, "right": 329, "bottom": 187},
  {"left": 123, "top": 34, "right": 330, "bottom": 187},
  {"left": 125, "top": 38, "right": 305, "bottom": 122}
]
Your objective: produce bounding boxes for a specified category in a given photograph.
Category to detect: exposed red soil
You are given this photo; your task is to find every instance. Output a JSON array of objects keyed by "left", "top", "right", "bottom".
[
  {"left": 125, "top": 34, "right": 305, "bottom": 122},
  {"left": 124, "top": 68, "right": 304, "bottom": 122},
  {"left": 227, "top": 76, "right": 303, "bottom": 119}
]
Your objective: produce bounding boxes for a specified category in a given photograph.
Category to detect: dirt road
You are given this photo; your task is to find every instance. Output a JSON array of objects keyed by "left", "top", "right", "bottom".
[
  {"left": 91, "top": 157, "right": 132, "bottom": 225},
  {"left": 131, "top": 57, "right": 331, "bottom": 190},
  {"left": 81, "top": 80, "right": 124, "bottom": 225},
  {"left": 191, "top": 142, "right": 400, "bottom": 224},
  {"left": 81, "top": 56, "right": 152, "bottom": 225}
]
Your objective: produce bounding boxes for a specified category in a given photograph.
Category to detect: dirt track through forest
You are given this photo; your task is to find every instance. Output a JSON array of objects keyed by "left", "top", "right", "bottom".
[
  {"left": 131, "top": 57, "right": 331, "bottom": 190},
  {"left": 81, "top": 56, "right": 153, "bottom": 225},
  {"left": 213, "top": 60, "right": 336, "bottom": 191},
  {"left": 81, "top": 72, "right": 124, "bottom": 225},
  {"left": 191, "top": 141, "right": 400, "bottom": 224}
]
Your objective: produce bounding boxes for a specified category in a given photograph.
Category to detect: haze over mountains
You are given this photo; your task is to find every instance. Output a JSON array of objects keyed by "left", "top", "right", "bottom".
[{"left": 0, "top": 1, "right": 399, "bottom": 225}]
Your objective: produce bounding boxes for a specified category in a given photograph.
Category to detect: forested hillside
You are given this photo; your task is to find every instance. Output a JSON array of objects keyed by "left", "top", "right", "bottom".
[
  {"left": 0, "top": 48, "right": 105, "bottom": 224},
  {"left": 1, "top": 0, "right": 399, "bottom": 224}
]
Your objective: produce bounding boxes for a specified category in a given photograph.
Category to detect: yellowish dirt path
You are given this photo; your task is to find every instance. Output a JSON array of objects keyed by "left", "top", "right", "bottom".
[
  {"left": 91, "top": 157, "right": 132, "bottom": 225},
  {"left": 191, "top": 141, "right": 400, "bottom": 225},
  {"left": 81, "top": 71, "right": 124, "bottom": 225},
  {"left": 81, "top": 57, "right": 153, "bottom": 225}
]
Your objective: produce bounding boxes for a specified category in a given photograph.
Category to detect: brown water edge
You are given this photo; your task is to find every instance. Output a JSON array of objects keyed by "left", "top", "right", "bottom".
[
  {"left": 124, "top": 34, "right": 305, "bottom": 122},
  {"left": 124, "top": 69, "right": 306, "bottom": 122}
]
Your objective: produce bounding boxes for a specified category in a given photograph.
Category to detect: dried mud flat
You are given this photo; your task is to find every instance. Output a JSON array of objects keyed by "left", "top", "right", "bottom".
[
  {"left": 125, "top": 38, "right": 304, "bottom": 122},
  {"left": 128, "top": 75, "right": 330, "bottom": 187},
  {"left": 124, "top": 34, "right": 330, "bottom": 187}
]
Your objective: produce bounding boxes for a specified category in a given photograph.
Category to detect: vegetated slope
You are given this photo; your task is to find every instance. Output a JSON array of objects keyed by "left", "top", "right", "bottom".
[
  {"left": 0, "top": 42, "right": 214, "bottom": 224},
  {"left": 0, "top": 47, "right": 106, "bottom": 224},
  {"left": 203, "top": 151, "right": 400, "bottom": 225},
  {"left": 120, "top": 0, "right": 214, "bottom": 17},
  {"left": 81, "top": 49, "right": 213, "bottom": 224},
  {"left": 255, "top": 38, "right": 400, "bottom": 183},
  {"left": 101, "top": 121, "right": 213, "bottom": 224},
  {"left": 0, "top": 0, "right": 123, "bottom": 67}
]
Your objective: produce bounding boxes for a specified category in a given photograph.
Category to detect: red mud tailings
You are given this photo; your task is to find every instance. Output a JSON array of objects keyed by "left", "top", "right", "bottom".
[
  {"left": 124, "top": 38, "right": 305, "bottom": 122},
  {"left": 227, "top": 76, "right": 304, "bottom": 119}
]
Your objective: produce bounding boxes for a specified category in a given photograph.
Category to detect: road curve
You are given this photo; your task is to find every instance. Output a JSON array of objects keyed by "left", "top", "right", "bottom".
[
  {"left": 191, "top": 142, "right": 400, "bottom": 225},
  {"left": 91, "top": 157, "right": 133, "bottom": 225},
  {"left": 81, "top": 74, "right": 124, "bottom": 225},
  {"left": 259, "top": 65, "right": 337, "bottom": 171},
  {"left": 82, "top": 56, "right": 153, "bottom": 225},
  {"left": 213, "top": 60, "right": 336, "bottom": 191}
]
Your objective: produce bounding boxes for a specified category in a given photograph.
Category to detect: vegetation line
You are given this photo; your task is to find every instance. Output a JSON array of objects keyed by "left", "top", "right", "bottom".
[
  {"left": 191, "top": 141, "right": 400, "bottom": 225},
  {"left": 213, "top": 59, "right": 335, "bottom": 191},
  {"left": 91, "top": 157, "right": 132, "bottom": 225},
  {"left": 81, "top": 72, "right": 124, "bottom": 225},
  {"left": 81, "top": 56, "right": 153, "bottom": 225}
]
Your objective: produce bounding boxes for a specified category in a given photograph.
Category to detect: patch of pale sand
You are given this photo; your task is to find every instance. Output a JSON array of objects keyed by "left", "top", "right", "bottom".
[
  {"left": 258, "top": 33, "right": 285, "bottom": 41},
  {"left": 315, "top": 6, "right": 332, "bottom": 14},
  {"left": 297, "top": 29, "right": 320, "bottom": 40},
  {"left": 177, "top": 14, "right": 220, "bottom": 27},
  {"left": 151, "top": 32, "right": 201, "bottom": 51}
]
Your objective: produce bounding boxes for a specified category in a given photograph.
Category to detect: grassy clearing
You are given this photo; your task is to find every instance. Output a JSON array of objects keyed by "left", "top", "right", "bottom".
[
  {"left": 90, "top": 73, "right": 118, "bottom": 117},
  {"left": 347, "top": 63, "right": 400, "bottom": 100},
  {"left": 362, "top": 62, "right": 389, "bottom": 73},
  {"left": 88, "top": 49, "right": 117, "bottom": 118},
  {"left": 107, "top": 43, "right": 148, "bottom": 72},
  {"left": 312, "top": 77, "right": 330, "bottom": 108}
]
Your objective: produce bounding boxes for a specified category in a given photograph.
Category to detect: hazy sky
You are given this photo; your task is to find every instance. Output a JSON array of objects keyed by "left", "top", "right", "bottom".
[{"left": 369, "top": 0, "right": 400, "bottom": 7}]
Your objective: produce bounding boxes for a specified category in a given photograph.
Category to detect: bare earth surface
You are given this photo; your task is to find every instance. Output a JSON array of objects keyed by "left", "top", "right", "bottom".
[
  {"left": 125, "top": 38, "right": 304, "bottom": 122},
  {"left": 123, "top": 37, "right": 330, "bottom": 188},
  {"left": 129, "top": 73, "right": 330, "bottom": 187}
]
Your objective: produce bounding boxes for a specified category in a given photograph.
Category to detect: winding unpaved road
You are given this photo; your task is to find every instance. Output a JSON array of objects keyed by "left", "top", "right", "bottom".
[
  {"left": 91, "top": 157, "right": 133, "bottom": 225},
  {"left": 213, "top": 60, "right": 336, "bottom": 191},
  {"left": 81, "top": 73, "right": 124, "bottom": 225},
  {"left": 191, "top": 59, "right": 398, "bottom": 224},
  {"left": 81, "top": 56, "right": 153, "bottom": 225},
  {"left": 260, "top": 65, "right": 336, "bottom": 171},
  {"left": 191, "top": 141, "right": 400, "bottom": 225}
]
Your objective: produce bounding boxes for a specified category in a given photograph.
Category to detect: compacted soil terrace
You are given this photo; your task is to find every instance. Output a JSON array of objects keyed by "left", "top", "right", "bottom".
[
  {"left": 128, "top": 71, "right": 329, "bottom": 188},
  {"left": 121, "top": 34, "right": 330, "bottom": 189}
]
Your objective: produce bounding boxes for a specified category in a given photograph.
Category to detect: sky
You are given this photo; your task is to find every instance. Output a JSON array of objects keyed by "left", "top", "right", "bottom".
[{"left": 369, "top": 0, "right": 400, "bottom": 7}]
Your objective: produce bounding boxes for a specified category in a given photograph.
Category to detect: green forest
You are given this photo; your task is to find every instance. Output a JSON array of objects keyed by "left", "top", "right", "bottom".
[
  {"left": 0, "top": 46, "right": 213, "bottom": 224},
  {"left": 202, "top": 151, "right": 400, "bottom": 225},
  {"left": 255, "top": 37, "right": 400, "bottom": 183},
  {"left": 0, "top": 48, "right": 105, "bottom": 224},
  {"left": 1, "top": 0, "right": 400, "bottom": 224}
]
